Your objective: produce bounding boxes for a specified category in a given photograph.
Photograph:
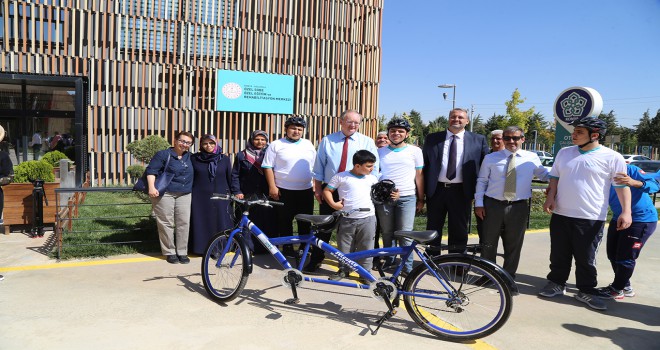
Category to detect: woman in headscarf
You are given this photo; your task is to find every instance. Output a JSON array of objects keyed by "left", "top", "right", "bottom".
[
  {"left": 189, "top": 134, "right": 234, "bottom": 255},
  {"left": 230, "top": 130, "right": 275, "bottom": 253}
]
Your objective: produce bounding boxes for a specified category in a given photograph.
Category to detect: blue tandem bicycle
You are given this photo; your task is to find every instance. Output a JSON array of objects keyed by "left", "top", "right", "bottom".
[{"left": 201, "top": 194, "right": 515, "bottom": 340}]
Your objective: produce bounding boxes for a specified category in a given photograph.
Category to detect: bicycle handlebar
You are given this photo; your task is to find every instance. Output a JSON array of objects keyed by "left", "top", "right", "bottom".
[
  {"left": 333, "top": 207, "right": 370, "bottom": 217},
  {"left": 211, "top": 193, "right": 285, "bottom": 207}
]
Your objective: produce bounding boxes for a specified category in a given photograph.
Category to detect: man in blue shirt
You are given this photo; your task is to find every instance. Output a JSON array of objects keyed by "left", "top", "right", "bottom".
[
  {"left": 598, "top": 164, "right": 658, "bottom": 299},
  {"left": 308, "top": 110, "right": 379, "bottom": 272}
]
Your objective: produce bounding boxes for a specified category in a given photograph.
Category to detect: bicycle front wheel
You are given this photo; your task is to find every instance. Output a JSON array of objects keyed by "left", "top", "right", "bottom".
[
  {"left": 403, "top": 256, "right": 512, "bottom": 340},
  {"left": 201, "top": 232, "right": 250, "bottom": 302}
]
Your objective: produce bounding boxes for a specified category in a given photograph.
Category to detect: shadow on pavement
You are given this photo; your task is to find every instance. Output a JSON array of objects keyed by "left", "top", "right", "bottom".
[{"left": 563, "top": 323, "right": 660, "bottom": 348}]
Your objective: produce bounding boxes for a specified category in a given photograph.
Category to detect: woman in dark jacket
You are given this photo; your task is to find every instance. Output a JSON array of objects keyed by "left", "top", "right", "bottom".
[
  {"left": 145, "top": 131, "right": 194, "bottom": 264},
  {"left": 230, "top": 130, "right": 275, "bottom": 253},
  {"left": 189, "top": 134, "right": 234, "bottom": 255}
]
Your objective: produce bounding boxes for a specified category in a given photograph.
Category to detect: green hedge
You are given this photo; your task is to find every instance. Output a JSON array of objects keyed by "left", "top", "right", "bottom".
[
  {"left": 13, "top": 160, "right": 55, "bottom": 183},
  {"left": 41, "top": 150, "right": 70, "bottom": 167}
]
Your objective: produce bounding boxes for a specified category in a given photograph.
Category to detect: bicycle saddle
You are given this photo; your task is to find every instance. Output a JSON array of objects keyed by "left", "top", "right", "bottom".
[
  {"left": 393, "top": 230, "right": 438, "bottom": 243},
  {"left": 294, "top": 214, "right": 335, "bottom": 226}
]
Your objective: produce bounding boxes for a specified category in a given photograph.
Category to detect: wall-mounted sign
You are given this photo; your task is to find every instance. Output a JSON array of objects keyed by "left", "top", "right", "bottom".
[
  {"left": 215, "top": 70, "right": 294, "bottom": 114},
  {"left": 553, "top": 87, "right": 603, "bottom": 152}
]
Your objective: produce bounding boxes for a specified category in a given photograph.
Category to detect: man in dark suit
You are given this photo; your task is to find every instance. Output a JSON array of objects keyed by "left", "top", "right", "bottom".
[{"left": 422, "top": 108, "right": 489, "bottom": 254}]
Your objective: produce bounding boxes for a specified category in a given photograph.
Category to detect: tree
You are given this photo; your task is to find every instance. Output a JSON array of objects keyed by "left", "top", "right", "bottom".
[
  {"left": 406, "top": 109, "right": 426, "bottom": 145},
  {"left": 427, "top": 115, "right": 448, "bottom": 134},
  {"left": 504, "top": 88, "right": 535, "bottom": 130},
  {"left": 470, "top": 114, "right": 487, "bottom": 136},
  {"left": 526, "top": 112, "right": 554, "bottom": 151},
  {"left": 484, "top": 113, "right": 507, "bottom": 133},
  {"left": 637, "top": 109, "right": 660, "bottom": 145}
]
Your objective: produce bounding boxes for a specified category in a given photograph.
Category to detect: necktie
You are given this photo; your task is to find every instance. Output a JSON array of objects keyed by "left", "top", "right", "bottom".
[
  {"left": 446, "top": 135, "right": 457, "bottom": 180},
  {"left": 337, "top": 136, "right": 349, "bottom": 173},
  {"left": 503, "top": 153, "right": 517, "bottom": 201}
]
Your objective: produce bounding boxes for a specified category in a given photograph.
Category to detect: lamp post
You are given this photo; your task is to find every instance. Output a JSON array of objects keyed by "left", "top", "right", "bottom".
[
  {"left": 438, "top": 84, "right": 456, "bottom": 110},
  {"left": 531, "top": 130, "right": 538, "bottom": 151}
]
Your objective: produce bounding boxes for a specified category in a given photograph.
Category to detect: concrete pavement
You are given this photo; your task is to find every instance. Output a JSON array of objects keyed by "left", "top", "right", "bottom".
[{"left": 1, "top": 227, "right": 659, "bottom": 350}]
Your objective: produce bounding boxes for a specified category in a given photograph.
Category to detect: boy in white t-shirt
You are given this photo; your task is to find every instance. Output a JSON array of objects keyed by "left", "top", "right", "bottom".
[
  {"left": 540, "top": 117, "right": 631, "bottom": 311},
  {"left": 323, "top": 150, "right": 378, "bottom": 281}
]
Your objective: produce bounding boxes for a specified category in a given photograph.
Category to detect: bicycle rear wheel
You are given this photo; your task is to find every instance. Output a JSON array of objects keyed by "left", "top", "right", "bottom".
[
  {"left": 201, "top": 232, "right": 250, "bottom": 302},
  {"left": 403, "top": 256, "right": 512, "bottom": 340}
]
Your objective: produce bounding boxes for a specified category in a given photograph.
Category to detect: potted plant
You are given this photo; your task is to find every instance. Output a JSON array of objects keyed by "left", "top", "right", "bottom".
[{"left": 2, "top": 160, "right": 58, "bottom": 234}]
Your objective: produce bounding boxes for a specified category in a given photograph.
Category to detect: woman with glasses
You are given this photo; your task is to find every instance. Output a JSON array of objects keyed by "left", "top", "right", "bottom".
[
  {"left": 145, "top": 131, "right": 195, "bottom": 264},
  {"left": 230, "top": 130, "right": 275, "bottom": 253},
  {"left": 189, "top": 134, "right": 234, "bottom": 255}
]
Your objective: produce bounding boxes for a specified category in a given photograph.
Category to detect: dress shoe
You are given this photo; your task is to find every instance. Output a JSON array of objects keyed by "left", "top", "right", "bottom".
[
  {"left": 178, "top": 255, "right": 190, "bottom": 264},
  {"left": 166, "top": 255, "right": 179, "bottom": 264}
]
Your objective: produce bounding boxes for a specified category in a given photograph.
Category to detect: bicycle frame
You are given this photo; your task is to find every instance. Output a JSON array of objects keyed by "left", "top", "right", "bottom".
[{"left": 225, "top": 211, "right": 425, "bottom": 289}]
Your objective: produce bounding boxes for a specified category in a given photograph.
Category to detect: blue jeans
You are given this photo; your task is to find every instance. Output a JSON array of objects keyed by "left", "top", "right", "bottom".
[{"left": 375, "top": 195, "right": 416, "bottom": 272}]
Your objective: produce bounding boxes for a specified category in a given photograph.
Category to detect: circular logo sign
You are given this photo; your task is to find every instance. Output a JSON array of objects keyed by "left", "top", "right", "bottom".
[
  {"left": 554, "top": 87, "right": 603, "bottom": 132},
  {"left": 221, "top": 82, "right": 243, "bottom": 99}
]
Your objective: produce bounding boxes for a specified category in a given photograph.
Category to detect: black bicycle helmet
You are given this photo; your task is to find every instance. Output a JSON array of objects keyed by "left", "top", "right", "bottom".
[
  {"left": 570, "top": 117, "right": 607, "bottom": 147},
  {"left": 371, "top": 179, "right": 397, "bottom": 205},
  {"left": 284, "top": 116, "right": 307, "bottom": 128},
  {"left": 387, "top": 117, "right": 411, "bottom": 132}
]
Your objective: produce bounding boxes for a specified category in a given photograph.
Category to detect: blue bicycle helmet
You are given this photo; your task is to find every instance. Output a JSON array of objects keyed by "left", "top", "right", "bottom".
[
  {"left": 284, "top": 116, "right": 307, "bottom": 129},
  {"left": 570, "top": 117, "right": 607, "bottom": 137},
  {"left": 387, "top": 117, "right": 411, "bottom": 132}
]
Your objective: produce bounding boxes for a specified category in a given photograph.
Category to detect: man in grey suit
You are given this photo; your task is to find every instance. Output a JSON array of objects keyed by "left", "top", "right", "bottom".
[{"left": 422, "top": 108, "right": 489, "bottom": 254}]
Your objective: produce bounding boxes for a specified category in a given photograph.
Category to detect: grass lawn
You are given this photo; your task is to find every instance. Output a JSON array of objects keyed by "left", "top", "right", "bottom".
[
  {"left": 58, "top": 190, "right": 656, "bottom": 259},
  {"left": 56, "top": 191, "right": 159, "bottom": 259}
]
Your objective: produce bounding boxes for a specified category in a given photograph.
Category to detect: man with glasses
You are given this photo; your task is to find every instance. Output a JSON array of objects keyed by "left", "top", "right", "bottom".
[
  {"left": 309, "top": 110, "right": 379, "bottom": 273},
  {"left": 475, "top": 126, "right": 549, "bottom": 279}
]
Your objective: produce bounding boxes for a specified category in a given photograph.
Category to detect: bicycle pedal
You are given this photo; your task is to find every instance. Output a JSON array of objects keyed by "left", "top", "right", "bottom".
[{"left": 283, "top": 297, "right": 300, "bottom": 305}]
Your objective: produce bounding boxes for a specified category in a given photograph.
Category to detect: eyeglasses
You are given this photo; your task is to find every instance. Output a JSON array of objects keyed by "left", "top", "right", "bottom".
[
  {"left": 491, "top": 137, "right": 503, "bottom": 141},
  {"left": 177, "top": 139, "right": 193, "bottom": 146},
  {"left": 502, "top": 136, "right": 523, "bottom": 141},
  {"left": 201, "top": 142, "right": 215, "bottom": 146},
  {"left": 343, "top": 121, "right": 361, "bottom": 125}
]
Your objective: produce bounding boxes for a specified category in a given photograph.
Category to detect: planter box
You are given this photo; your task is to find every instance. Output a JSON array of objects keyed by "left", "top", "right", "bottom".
[{"left": 3, "top": 182, "right": 59, "bottom": 234}]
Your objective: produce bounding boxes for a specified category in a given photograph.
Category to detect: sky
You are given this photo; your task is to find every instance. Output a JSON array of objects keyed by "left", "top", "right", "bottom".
[{"left": 377, "top": 0, "right": 660, "bottom": 128}]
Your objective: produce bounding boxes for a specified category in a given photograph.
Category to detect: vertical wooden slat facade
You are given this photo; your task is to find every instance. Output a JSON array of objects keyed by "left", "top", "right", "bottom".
[{"left": 1, "top": 0, "right": 383, "bottom": 184}]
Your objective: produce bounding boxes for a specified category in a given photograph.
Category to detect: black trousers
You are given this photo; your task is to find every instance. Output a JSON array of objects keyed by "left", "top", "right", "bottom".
[
  {"left": 275, "top": 187, "right": 314, "bottom": 239},
  {"left": 547, "top": 213, "right": 604, "bottom": 294},
  {"left": 606, "top": 220, "right": 656, "bottom": 290},
  {"left": 426, "top": 184, "right": 470, "bottom": 253},
  {"left": 308, "top": 185, "right": 339, "bottom": 265}
]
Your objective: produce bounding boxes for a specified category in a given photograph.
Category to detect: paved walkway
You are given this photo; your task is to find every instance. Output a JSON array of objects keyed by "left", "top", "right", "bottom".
[{"left": 1, "top": 226, "right": 659, "bottom": 350}]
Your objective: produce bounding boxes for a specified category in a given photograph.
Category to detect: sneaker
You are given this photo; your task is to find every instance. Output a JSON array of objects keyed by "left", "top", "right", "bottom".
[
  {"left": 595, "top": 285, "right": 622, "bottom": 300},
  {"left": 328, "top": 270, "right": 348, "bottom": 281},
  {"left": 0, "top": 275, "right": 4, "bottom": 281},
  {"left": 575, "top": 291, "right": 608, "bottom": 311},
  {"left": 178, "top": 255, "right": 190, "bottom": 264},
  {"left": 165, "top": 255, "right": 179, "bottom": 264},
  {"left": 622, "top": 286, "right": 635, "bottom": 298},
  {"left": 538, "top": 281, "right": 566, "bottom": 297}
]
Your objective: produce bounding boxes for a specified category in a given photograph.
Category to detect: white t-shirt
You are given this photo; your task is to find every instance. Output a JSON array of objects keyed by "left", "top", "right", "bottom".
[
  {"left": 262, "top": 138, "right": 316, "bottom": 190},
  {"left": 550, "top": 145, "right": 626, "bottom": 220},
  {"left": 378, "top": 145, "right": 424, "bottom": 197},
  {"left": 327, "top": 171, "right": 378, "bottom": 219}
]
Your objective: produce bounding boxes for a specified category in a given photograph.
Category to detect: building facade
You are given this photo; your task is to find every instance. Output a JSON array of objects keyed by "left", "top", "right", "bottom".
[{"left": 0, "top": 0, "right": 383, "bottom": 184}]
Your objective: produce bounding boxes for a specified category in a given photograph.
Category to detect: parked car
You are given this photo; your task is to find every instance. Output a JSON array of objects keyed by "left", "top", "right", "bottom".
[
  {"left": 541, "top": 158, "right": 554, "bottom": 173},
  {"left": 630, "top": 161, "right": 660, "bottom": 179},
  {"left": 534, "top": 150, "right": 554, "bottom": 161},
  {"left": 622, "top": 154, "right": 651, "bottom": 164}
]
